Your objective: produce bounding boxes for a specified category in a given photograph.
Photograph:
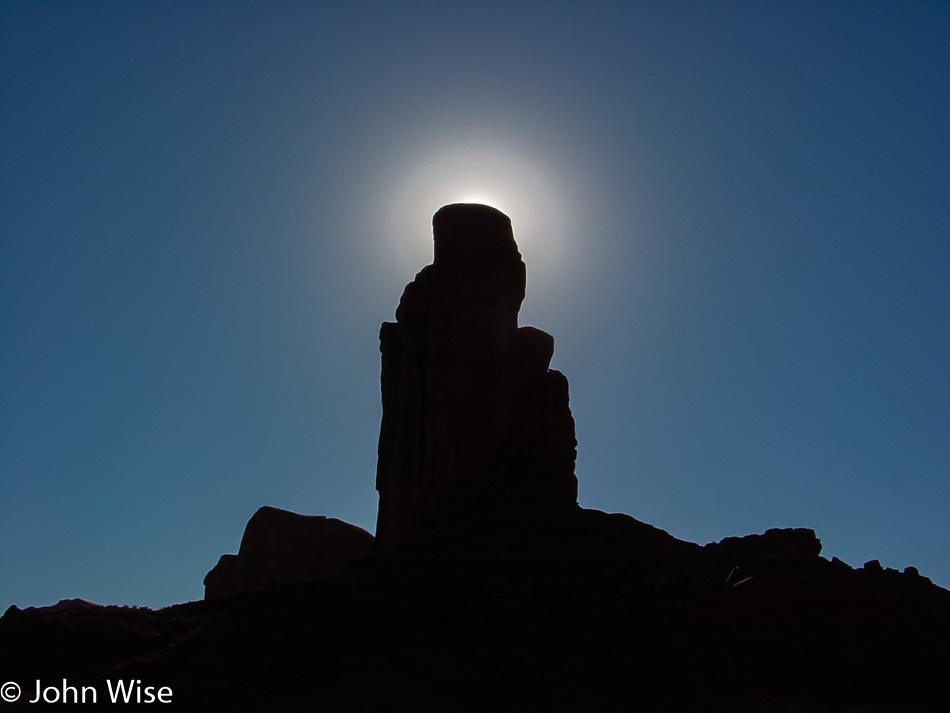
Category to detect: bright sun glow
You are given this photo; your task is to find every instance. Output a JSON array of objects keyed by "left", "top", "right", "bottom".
[
  {"left": 455, "top": 193, "right": 504, "bottom": 210},
  {"left": 379, "top": 139, "right": 581, "bottom": 291}
]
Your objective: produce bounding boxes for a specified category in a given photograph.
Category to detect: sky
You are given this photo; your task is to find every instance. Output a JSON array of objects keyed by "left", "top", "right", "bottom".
[{"left": 2, "top": 1, "right": 948, "bottom": 610}]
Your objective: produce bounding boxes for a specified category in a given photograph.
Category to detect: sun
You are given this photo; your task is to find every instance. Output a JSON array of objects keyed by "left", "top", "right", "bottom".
[
  {"left": 454, "top": 193, "right": 505, "bottom": 211},
  {"left": 379, "top": 141, "right": 576, "bottom": 286},
  {"left": 351, "top": 120, "right": 604, "bottom": 323}
]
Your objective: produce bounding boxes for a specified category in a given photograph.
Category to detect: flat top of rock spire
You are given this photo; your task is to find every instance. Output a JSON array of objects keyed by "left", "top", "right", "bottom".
[
  {"left": 432, "top": 203, "right": 519, "bottom": 266},
  {"left": 433, "top": 202, "right": 512, "bottom": 227}
]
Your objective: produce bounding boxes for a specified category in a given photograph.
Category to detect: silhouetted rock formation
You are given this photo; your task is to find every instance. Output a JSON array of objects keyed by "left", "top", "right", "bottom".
[
  {"left": 4, "top": 204, "right": 950, "bottom": 712},
  {"left": 375, "top": 204, "right": 578, "bottom": 553},
  {"left": 203, "top": 506, "right": 373, "bottom": 599}
]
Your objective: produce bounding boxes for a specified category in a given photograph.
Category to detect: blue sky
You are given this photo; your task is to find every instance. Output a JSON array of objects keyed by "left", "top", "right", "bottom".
[{"left": 2, "top": 1, "right": 948, "bottom": 609}]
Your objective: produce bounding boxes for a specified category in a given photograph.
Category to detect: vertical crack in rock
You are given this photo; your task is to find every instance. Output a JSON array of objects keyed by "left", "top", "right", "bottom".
[{"left": 375, "top": 204, "right": 578, "bottom": 553}]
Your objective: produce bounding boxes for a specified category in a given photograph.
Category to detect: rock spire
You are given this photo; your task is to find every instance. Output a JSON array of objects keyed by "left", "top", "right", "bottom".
[{"left": 375, "top": 204, "right": 578, "bottom": 553}]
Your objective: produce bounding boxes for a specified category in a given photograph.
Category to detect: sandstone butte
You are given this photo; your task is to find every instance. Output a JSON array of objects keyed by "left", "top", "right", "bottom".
[{"left": 2, "top": 204, "right": 949, "bottom": 712}]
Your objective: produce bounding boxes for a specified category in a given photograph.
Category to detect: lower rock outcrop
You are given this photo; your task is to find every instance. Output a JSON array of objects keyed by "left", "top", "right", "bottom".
[
  {"left": 203, "top": 506, "right": 373, "bottom": 599},
  {"left": 6, "top": 524, "right": 948, "bottom": 712}
]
